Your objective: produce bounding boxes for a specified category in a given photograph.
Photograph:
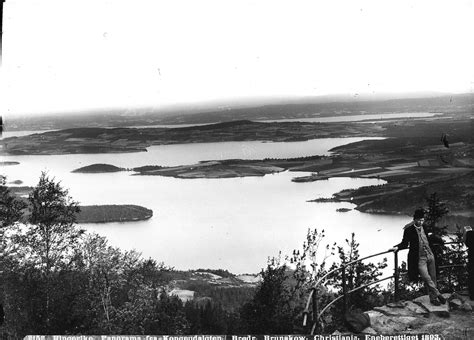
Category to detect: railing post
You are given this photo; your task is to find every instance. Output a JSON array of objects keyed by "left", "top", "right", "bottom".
[
  {"left": 448, "top": 269, "right": 452, "bottom": 290},
  {"left": 394, "top": 250, "right": 399, "bottom": 302},
  {"left": 342, "top": 264, "right": 348, "bottom": 312},
  {"left": 312, "top": 286, "right": 319, "bottom": 334}
]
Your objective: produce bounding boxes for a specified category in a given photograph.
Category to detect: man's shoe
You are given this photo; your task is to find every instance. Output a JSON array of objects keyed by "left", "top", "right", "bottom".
[
  {"left": 438, "top": 295, "right": 446, "bottom": 304},
  {"left": 430, "top": 298, "right": 441, "bottom": 306}
]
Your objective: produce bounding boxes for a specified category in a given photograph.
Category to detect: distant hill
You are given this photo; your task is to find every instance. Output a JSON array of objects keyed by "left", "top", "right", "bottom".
[{"left": 5, "top": 93, "right": 472, "bottom": 131}]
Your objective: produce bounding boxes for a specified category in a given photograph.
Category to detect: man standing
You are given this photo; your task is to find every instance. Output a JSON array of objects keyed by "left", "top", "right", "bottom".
[{"left": 392, "top": 208, "right": 446, "bottom": 305}]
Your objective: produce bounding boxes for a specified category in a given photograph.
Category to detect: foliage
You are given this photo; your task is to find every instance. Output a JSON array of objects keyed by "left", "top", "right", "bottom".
[
  {"left": 1, "top": 173, "right": 467, "bottom": 336},
  {"left": 286, "top": 229, "right": 337, "bottom": 333},
  {"left": 240, "top": 229, "right": 389, "bottom": 334},
  {"left": 184, "top": 284, "right": 255, "bottom": 312},
  {"left": 436, "top": 226, "right": 469, "bottom": 292},
  {"left": 4, "top": 173, "right": 83, "bottom": 330},
  {"left": 18, "top": 173, "right": 83, "bottom": 272},
  {"left": 0, "top": 175, "right": 27, "bottom": 336},
  {"left": 240, "top": 257, "right": 297, "bottom": 334},
  {"left": 289, "top": 229, "right": 335, "bottom": 293},
  {"left": 0, "top": 175, "right": 27, "bottom": 230},
  {"left": 0, "top": 173, "right": 260, "bottom": 336},
  {"left": 424, "top": 192, "right": 449, "bottom": 238},
  {"left": 422, "top": 192, "right": 468, "bottom": 292},
  {"left": 185, "top": 300, "right": 241, "bottom": 334},
  {"left": 322, "top": 233, "right": 387, "bottom": 332},
  {"left": 386, "top": 260, "right": 425, "bottom": 302}
]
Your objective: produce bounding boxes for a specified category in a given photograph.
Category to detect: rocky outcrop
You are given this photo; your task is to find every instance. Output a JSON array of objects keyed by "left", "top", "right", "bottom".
[{"left": 360, "top": 292, "right": 474, "bottom": 339}]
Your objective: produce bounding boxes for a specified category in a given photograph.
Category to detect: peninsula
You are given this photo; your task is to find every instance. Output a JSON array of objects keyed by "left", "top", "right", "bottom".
[{"left": 0, "top": 120, "right": 384, "bottom": 155}]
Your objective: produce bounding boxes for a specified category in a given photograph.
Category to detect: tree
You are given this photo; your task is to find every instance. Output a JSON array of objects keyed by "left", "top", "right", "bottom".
[
  {"left": 1, "top": 173, "right": 27, "bottom": 269},
  {"left": 289, "top": 231, "right": 387, "bottom": 333},
  {"left": 240, "top": 257, "right": 296, "bottom": 333},
  {"left": 0, "top": 175, "right": 27, "bottom": 336},
  {"left": 17, "top": 172, "right": 82, "bottom": 330},
  {"left": 424, "top": 192, "right": 449, "bottom": 238},
  {"left": 422, "top": 193, "right": 464, "bottom": 291},
  {"left": 0, "top": 175, "right": 26, "bottom": 230},
  {"left": 436, "top": 225, "right": 469, "bottom": 292},
  {"left": 289, "top": 229, "right": 335, "bottom": 296},
  {"left": 330, "top": 234, "right": 387, "bottom": 307}
]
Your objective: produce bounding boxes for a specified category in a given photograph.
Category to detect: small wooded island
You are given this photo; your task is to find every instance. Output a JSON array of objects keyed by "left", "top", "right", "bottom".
[
  {"left": 77, "top": 205, "right": 153, "bottom": 223},
  {"left": 72, "top": 163, "right": 124, "bottom": 173},
  {"left": 6, "top": 185, "right": 153, "bottom": 224}
]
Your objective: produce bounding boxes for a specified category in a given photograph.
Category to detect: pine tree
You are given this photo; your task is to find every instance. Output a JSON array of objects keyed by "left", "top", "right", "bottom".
[{"left": 424, "top": 192, "right": 449, "bottom": 238}]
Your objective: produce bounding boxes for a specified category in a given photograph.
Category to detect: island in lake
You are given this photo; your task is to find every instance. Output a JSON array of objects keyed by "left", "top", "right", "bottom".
[
  {"left": 72, "top": 163, "right": 125, "bottom": 173},
  {"left": 5, "top": 185, "right": 153, "bottom": 224},
  {"left": 77, "top": 205, "right": 153, "bottom": 223}
]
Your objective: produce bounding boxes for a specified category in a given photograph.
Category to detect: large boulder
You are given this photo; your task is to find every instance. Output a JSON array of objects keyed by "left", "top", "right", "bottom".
[
  {"left": 374, "top": 300, "right": 428, "bottom": 317},
  {"left": 364, "top": 310, "right": 427, "bottom": 333}
]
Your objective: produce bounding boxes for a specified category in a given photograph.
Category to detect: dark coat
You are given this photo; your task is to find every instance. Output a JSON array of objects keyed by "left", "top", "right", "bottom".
[
  {"left": 465, "top": 230, "right": 473, "bottom": 298},
  {"left": 395, "top": 222, "right": 442, "bottom": 282},
  {"left": 466, "top": 230, "right": 473, "bottom": 261}
]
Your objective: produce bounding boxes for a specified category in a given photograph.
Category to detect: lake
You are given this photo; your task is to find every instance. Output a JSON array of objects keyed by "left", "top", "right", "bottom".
[
  {"left": 0, "top": 137, "right": 409, "bottom": 274},
  {"left": 258, "top": 112, "right": 440, "bottom": 123}
]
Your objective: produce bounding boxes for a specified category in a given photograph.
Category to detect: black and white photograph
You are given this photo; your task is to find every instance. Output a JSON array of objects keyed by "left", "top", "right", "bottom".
[{"left": 0, "top": 0, "right": 473, "bottom": 338}]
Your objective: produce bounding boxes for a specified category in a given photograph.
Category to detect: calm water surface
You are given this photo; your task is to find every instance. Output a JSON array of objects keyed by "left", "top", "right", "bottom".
[{"left": 0, "top": 138, "right": 409, "bottom": 273}]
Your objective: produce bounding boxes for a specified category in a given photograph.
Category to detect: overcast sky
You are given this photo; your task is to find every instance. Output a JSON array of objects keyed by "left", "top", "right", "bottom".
[{"left": 1, "top": 0, "right": 473, "bottom": 117}]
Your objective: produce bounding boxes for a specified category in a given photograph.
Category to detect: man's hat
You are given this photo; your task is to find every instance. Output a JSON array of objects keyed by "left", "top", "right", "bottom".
[{"left": 413, "top": 208, "right": 426, "bottom": 220}]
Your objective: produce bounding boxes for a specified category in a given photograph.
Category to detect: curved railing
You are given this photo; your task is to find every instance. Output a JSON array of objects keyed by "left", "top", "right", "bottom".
[{"left": 302, "top": 241, "right": 468, "bottom": 334}]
